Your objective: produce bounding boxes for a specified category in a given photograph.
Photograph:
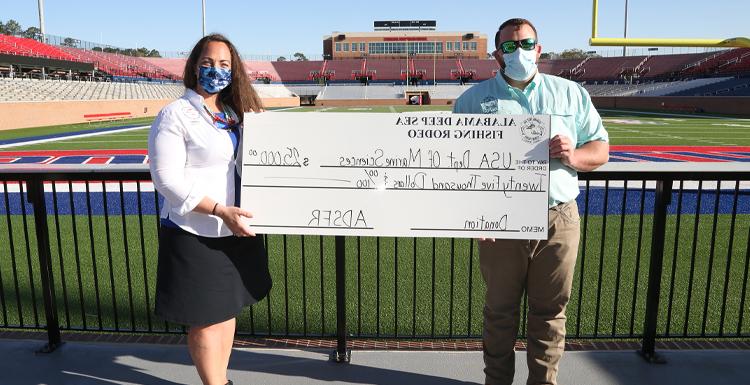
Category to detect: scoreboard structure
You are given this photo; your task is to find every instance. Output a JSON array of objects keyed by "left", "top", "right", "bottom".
[
  {"left": 323, "top": 20, "right": 487, "bottom": 60},
  {"left": 374, "top": 20, "right": 437, "bottom": 31}
]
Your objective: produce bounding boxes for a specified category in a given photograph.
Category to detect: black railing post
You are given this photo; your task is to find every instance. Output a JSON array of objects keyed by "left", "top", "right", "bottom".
[
  {"left": 638, "top": 179, "right": 672, "bottom": 364},
  {"left": 330, "top": 235, "right": 351, "bottom": 363},
  {"left": 27, "top": 177, "right": 63, "bottom": 353}
]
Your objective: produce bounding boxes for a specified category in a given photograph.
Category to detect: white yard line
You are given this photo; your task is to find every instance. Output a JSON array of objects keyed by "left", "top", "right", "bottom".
[
  {"left": 599, "top": 109, "right": 750, "bottom": 120},
  {"left": 37, "top": 140, "right": 146, "bottom": 144},
  {"left": 272, "top": 106, "right": 303, "bottom": 112},
  {"left": 0, "top": 126, "right": 150, "bottom": 149},
  {"left": 611, "top": 126, "right": 729, "bottom": 146}
]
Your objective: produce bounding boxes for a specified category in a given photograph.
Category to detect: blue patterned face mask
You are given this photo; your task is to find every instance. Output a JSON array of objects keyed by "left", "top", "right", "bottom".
[{"left": 198, "top": 66, "right": 232, "bottom": 94}]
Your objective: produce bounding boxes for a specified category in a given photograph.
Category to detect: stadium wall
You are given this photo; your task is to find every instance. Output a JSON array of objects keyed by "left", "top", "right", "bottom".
[
  {"left": 0, "top": 99, "right": 171, "bottom": 130},
  {"left": 0, "top": 97, "right": 299, "bottom": 130},
  {"left": 592, "top": 96, "right": 750, "bottom": 116}
]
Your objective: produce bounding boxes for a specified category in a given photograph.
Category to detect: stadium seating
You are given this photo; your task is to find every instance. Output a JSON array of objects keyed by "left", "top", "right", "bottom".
[
  {"left": 639, "top": 52, "right": 715, "bottom": 79},
  {"left": 635, "top": 77, "right": 733, "bottom": 96},
  {"left": 244, "top": 60, "right": 281, "bottom": 82},
  {"left": 0, "top": 77, "right": 184, "bottom": 102},
  {"left": 538, "top": 58, "right": 586, "bottom": 79},
  {"left": 88, "top": 54, "right": 750, "bottom": 85},
  {"left": 325, "top": 59, "right": 363, "bottom": 82},
  {"left": 350, "top": 58, "right": 377, "bottom": 81},
  {"left": 428, "top": 58, "right": 461, "bottom": 81},
  {"left": 584, "top": 82, "right": 645, "bottom": 96},
  {"left": 59, "top": 47, "right": 175, "bottom": 80},
  {"left": 680, "top": 48, "right": 750, "bottom": 77},
  {"left": 666, "top": 77, "right": 750, "bottom": 96},
  {"left": 142, "top": 57, "right": 186, "bottom": 79},
  {"left": 716, "top": 49, "right": 750, "bottom": 75},
  {"left": 250, "top": 84, "right": 297, "bottom": 98},
  {"left": 4, "top": 42, "right": 748, "bottom": 91},
  {"left": 579, "top": 56, "right": 647, "bottom": 81},
  {"left": 364, "top": 59, "right": 405, "bottom": 82},
  {"left": 724, "top": 85, "right": 750, "bottom": 96},
  {"left": 271, "top": 60, "right": 323, "bottom": 82},
  {"left": 0, "top": 35, "right": 79, "bottom": 61},
  {"left": 462, "top": 59, "right": 500, "bottom": 80}
]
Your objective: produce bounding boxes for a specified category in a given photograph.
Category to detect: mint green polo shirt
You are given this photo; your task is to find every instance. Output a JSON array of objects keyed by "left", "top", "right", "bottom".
[{"left": 453, "top": 72, "right": 609, "bottom": 207}]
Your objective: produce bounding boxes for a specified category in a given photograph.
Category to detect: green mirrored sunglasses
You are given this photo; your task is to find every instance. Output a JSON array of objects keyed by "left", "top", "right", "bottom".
[{"left": 499, "top": 38, "right": 537, "bottom": 54}]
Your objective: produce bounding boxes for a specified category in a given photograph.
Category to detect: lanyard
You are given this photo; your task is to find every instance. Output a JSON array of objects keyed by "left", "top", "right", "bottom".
[{"left": 202, "top": 103, "right": 238, "bottom": 131}]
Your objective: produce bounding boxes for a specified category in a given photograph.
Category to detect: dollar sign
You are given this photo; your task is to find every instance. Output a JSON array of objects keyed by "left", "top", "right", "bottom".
[{"left": 383, "top": 173, "right": 389, "bottom": 186}]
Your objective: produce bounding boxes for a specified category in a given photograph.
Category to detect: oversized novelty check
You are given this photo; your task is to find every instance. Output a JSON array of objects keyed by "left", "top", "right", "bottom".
[{"left": 240, "top": 112, "right": 550, "bottom": 239}]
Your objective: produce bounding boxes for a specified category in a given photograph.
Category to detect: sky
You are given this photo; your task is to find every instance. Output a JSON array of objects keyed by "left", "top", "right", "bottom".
[{"left": 3, "top": 0, "right": 749, "bottom": 59}]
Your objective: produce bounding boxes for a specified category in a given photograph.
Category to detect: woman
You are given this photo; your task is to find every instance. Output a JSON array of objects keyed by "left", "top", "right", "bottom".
[{"left": 148, "top": 34, "right": 271, "bottom": 385}]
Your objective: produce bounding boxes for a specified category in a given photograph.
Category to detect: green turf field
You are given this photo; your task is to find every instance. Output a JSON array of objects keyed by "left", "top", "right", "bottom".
[
  {"left": 4, "top": 107, "right": 750, "bottom": 151},
  {"left": 1, "top": 213, "right": 748, "bottom": 337},
  {"left": 0, "top": 117, "right": 155, "bottom": 142}
]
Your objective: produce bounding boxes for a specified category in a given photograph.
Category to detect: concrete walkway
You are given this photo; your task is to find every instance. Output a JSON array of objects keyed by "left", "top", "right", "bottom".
[{"left": 1, "top": 339, "right": 747, "bottom": 384}]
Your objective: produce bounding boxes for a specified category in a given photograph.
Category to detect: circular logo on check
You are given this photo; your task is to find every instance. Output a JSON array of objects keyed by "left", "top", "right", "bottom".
[{"left": 520, "top": 117, "right": 545, "bottom": 144}]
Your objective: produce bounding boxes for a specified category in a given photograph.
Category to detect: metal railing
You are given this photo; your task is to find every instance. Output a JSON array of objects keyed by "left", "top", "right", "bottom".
[{"left": 0, "top": 163, "right": 748, "bottom": 361}]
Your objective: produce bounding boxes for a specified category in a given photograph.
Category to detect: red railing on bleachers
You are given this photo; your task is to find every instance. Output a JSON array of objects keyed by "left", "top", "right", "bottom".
[
  {"left": 0, "top": 35, "right": 80, "bottom": 62},
  {"left": 680, "top": 49, "right": 750, "bottom": 77},
  {"left": 58, "top": 47, "right": 175, "bottom": 79}
]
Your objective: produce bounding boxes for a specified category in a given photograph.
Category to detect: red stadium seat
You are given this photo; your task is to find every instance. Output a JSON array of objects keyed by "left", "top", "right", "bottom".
[{"left": 0, "top": 35, "right": 79, "bottom": 61}]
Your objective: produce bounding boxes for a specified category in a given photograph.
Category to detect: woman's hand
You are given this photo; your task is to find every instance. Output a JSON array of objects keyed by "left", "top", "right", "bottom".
[{"left": 215, "top": 205, "right": 255, "bottom": 237}]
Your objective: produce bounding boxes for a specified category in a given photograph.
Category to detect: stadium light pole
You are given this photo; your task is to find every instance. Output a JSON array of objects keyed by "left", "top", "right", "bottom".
[
  {"left": 405, "top": 40, "right": 409, "bottom": 87},
  {"left": 433, "top": 44, "right": 436, "bottom": 88},
  {"left": 202, "top": 0, "right": 206, "bottom": 37},
  {"left": 623, "top": 0, "right": 629, "bottom": 56},
  {"left": 37, "top": 0, "right": 46, "bottom": 39}
]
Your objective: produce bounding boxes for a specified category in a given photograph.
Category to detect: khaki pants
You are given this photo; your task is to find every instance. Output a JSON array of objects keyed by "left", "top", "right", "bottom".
[{"left": 480, "top": 200, "right": 580, "bottom": 385}]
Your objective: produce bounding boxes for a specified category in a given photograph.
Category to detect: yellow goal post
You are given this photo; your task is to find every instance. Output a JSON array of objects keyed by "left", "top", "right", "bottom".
[{"left": 589, "top": 0, "right": 750, "bottom": 48}]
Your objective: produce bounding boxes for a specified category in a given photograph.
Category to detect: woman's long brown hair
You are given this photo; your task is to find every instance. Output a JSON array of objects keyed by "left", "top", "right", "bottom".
[{"left": 183, "top": 33, "right": 263, "bottom": 123}]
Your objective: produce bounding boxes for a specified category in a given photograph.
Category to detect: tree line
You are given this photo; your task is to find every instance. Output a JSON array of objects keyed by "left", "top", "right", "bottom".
[{"left": 277, "top": 52, "right": 309, "bottom": 61}]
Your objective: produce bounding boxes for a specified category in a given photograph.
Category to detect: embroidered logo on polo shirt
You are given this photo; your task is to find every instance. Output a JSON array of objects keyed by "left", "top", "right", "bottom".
[
  {"left": 181, "top": 106, "right": 201, "bottom": 123},
  {"left": 480, "top": 96, "right": 498, "bottom": 114}
]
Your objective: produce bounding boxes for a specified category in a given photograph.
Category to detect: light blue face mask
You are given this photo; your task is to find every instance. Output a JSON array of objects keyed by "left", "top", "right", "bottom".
[
  {"left": 502, "top": 48, "right": 538, "bottom": 82},
  {"left": 198, "top": 66, "right": 232, "bottom": 94}
]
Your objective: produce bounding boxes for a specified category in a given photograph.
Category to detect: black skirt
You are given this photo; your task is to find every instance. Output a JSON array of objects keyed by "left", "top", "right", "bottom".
[{"left": 154, "top": 226, "right": 272, "bottom": 326}]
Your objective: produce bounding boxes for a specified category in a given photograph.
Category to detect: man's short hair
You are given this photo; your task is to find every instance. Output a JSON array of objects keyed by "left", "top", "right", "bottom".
[{"left": 495, "top": 18, "right": 538, "bottom": 50}]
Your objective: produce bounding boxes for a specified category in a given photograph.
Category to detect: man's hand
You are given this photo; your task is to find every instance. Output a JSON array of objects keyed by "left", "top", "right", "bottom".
[
  {"left": 550, "top": 134, "right": 575, "bottom": 168},
  {"left": 550, "top": 135, "right": 609, "bottom": 172}
]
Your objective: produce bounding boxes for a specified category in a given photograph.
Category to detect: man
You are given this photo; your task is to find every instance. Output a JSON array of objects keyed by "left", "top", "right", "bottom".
[{"left": 453, "top": 18, "right": 609, "bottom": 385}]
